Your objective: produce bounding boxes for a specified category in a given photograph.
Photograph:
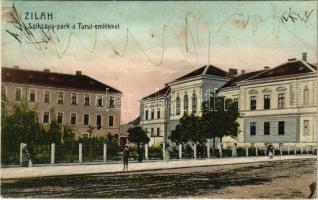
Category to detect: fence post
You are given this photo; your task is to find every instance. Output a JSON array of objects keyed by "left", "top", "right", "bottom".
[
  {"left": 51, "top": 143, "right": 55, "bottom": 164},
  {"left": 145, "top": 144, "right": 149, "bottom": 160},
  {"left": 246, "top": 146, "right": 249, "bottom": 157},
  {"left": 163, "top": 143, "right": 166, "bottom": 160},
  {"left": 79, "top": 143, "right": 82, "bottom": 163},
  {"left": 306, "top": 146, "right": 309, "bottom": 155},
  {"left": 20, "top": 143, "right": 24, "bottom": 166},
  {"left": 179, "top": 144, "right": 182, "bottom": 159},
  {"left": 294, "top": 146, "right": 297, "bottom": 155},
  {"left": 207, "top": 142, "right": 210, "bottom": 158},
  {"left": 193, "top": 143, "right": 197, "bottom": 159},
  {"left": 103, "top": 143, "right": 107, "bottom": 162},
  {"left": 255, "top": 147, "right": 258, "bottom": 156},
  {"left": 287, "top": 146, "right": 290, "bottom": 155},
  {"left": 265, "top": 148, "right": 267, "bottom": 156}
]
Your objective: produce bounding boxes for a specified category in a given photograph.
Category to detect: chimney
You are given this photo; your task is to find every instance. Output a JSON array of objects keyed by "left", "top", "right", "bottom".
[
  {"left": 264, "top": 66, "right": 270, "bottom": 70},
  {"left": 302, "top": 52, "right": 307, "bottom": 62},
  {"left": 76, "top": 71, "right": 82, "bottom": 76},
  {"left": 241, "top": 70, "right": 246, "bottom": 74},
  {"left": 43, "top": 69, "right": 50, "bottom": 72},
  {"left": 228, "top": 68, "right": 238, "bottom": 77},
  {"left": 288, "top": 58, "right": 297, "bottom": 62},
  {"left": 12, "top": 66, "right": 19, "bottom": 69}
]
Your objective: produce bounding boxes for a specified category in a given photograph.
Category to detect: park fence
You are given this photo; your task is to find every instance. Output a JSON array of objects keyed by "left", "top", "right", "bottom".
[{"left": 1, "top": 142, "right": 316, "bottom": 166}]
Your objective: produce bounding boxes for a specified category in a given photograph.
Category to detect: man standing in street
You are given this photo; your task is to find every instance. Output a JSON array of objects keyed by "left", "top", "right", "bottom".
[{"left": 123, "top": 146, "right": 129, "bottom": 171}]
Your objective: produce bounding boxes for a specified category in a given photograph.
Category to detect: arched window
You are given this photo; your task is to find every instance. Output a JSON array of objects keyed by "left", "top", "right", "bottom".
[
  {"left": 192, "top": 93, "right": 197, "bottom": 113},
  {"left": 184, "top": 95, "right": 189, "bottom": 114},
  {"left": 176, "top": 96, "right": 180, "bottom": 115},
  {"left": 304, "top": 87, "right": 309, "bottom": 105}
]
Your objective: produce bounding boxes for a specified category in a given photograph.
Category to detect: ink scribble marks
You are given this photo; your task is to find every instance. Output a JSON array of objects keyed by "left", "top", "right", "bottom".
[{"left": 281, "top": 8, "right": 314, "bottom": 24}]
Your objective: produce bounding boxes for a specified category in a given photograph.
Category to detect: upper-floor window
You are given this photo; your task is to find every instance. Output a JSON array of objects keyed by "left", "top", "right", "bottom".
[
  {"left": 29, "top": 89, "right": 36, "bottom": 102},
  {"left": 97, "top": 96, "right": 104, "bottom": 107},
  {"left": 84, "top": 114, "right": 89, "bottom": 125},
  {"left": 278, "top": 121, "right": 285, "bottom": 135},
  {"left": 184, "top": 95, "right": 189, "bottom": 114},
  {"left": 264, "top": 95, "right": 270, "bottom": 109},
  {"left": 44, "top": 90, "right": 50, "bottom": 103},
  {"left": 109, "top": 96, "right": 115, "bottom": 108},
  {"left": 43, "top": 112, "right": 50, "bottom": 124},
  {"left": 278, "top": 93, "right": 285, "bottom": 109},
  {"left": 264, "top": 122, "right": 270, "bottom": 135},
  {"left": 57, "top": 112, "right": 63, "bottom": 124},
  {"left": 145, "top": 110, "right": 149, "bottom": 120},
  {"left": 304, "top": 120, "right": 309, "bottom": 136},
  {"left": 57, "top": 92, "right": 64, "bottom": 104},
  {"left": 109, "top": 116, "right": 114, "bottom": 127},
  {"left": 157, "top": 128, "right": 160, "bottom": 136},
  {"left": 176, "top": 96, "right": 180, "bottom": 115},
  {"left": 96, "top": 115, "right": 102, "bottom": 128},
  {"left": 157, "top": 108, "right": 161, "bottom": 119},
  {"left": 151, "top": 109, "right": 154, "bottom": 120},
  {"left": 192, "top": 94, "right": 197, "bottom": 113},
  {"left": 71, "top": 93, "right": 77, "bottom": 105},
  {"left": 250, "top": 122, "right": 256, "bottom": 135},
  {"left": 303, "top": 87, "right": 309, "bottom": 106},
  {"left": 15, "top": 88, "right": 22, "bottom": 101},
  {"left": 71, "top": 113, "right": 77, "bottom": 125},
  {"left": 233, "top": 98, "right": 239, "bottom": 109},
  {"left": 250, "top": 96, "right": 256, "bottom": 110},
  {"left": 84, "top": 94, "right": 90, "bottom": 106}
]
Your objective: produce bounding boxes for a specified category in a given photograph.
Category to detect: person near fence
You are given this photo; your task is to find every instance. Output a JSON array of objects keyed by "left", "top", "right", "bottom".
[
  {"left": 232, "top": 143, "right": 238, "bottom": 157},
  {"left": 138, "top": 145, "right": 144, "bottom": 163},
  {"left": 267, "top": 144, "right": 275, "bottom": 159},
  {"left": 22, "top": 147, "right": 31, "bottom": 167},
  {"left": 123, "top": 146, "right": 129, "bottom": 171}
]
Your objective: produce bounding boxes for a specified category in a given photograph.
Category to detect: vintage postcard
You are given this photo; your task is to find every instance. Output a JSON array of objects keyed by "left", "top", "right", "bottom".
[{"left": 1, "top": 0, "right": 317, "bottom": 199}]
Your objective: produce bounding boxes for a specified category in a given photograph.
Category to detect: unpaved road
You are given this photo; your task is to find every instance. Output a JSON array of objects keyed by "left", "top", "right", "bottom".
[{"left": 1, "top": 158, "right": 316, "bottom": 198}]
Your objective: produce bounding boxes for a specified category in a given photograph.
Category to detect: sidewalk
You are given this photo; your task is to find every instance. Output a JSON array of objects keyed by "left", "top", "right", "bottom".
[{"left": 1, "top": 155, "right": 316, "bottom": 179}]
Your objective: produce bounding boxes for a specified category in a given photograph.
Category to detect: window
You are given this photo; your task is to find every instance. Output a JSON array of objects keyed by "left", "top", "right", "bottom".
[
  {"left": 157, "top": 128, "right": 160, "bottom": 136},
  {"left": 157, "top": 108, "right": 160, "bottom": 119},
  {"left": 151, "top": 109, "right": 154, "bottom": 120},
  {"left": 96, "top": 115, "right": 102, "bottom": 128},
  {"left": 233, "top": 98, "right": 238, "bottom": 109},
  {"left": 71, "top": 93, "right": 77, "bottom": 105},
  {"left": 44, "top": 90, "right": 50, "bottom": 103},
  {"left": 97, "top": 96, "right": 104, "bottom": 107},
  {"left": 109, "top": 96, "right": 115, "bottom": 108},
  {"left": 176, "top": 96, "right": 180, "bottom": 115},
  {"left": 264, "top": 95, "right": 270, "bottom": 109},
  {"left": 304, "top": 120, "right": 309, "bottom": 136},
  {"left": 57, "top": 92, "right": 64, "bottom": 104},
  {"left": 278, "top": 121, "right": 285, "bottom": 135},
  {"left": 278, "top": 93, "right": 285, "bottom": 109},
  {"left": 71, "top": 113, "right": 77, "bottom": 125},
  {"left": 109, "top": 116, "right": 114, "bottom": 127},
  {"left": 57, "top": 112, "right": 63, "bottom": 124},
  {"left": 264, "top": 122, "right": 270, "bottom": 135},
  {"left": 151, "top": 128, "right": 154, "bottom": 137},
  {"left": 250, "top": 122, "right": 256, "bottom": 135},
  {"left": 43, "top": 112, "right": 50, "bottom": 123},
  {"left": 15, "top": 88, "right": 22, "bottom": 101},
  {"left": 145, "top": 110, "right": 149, "bottom": 120},
  {"left": 303, "top": 87, "right": 309, "bottom": 105},
  {"left": 84, "top": 94, "right": 90, "bottom": 106},
  {"left": 250, "top": 96, "right": 256, "bottom": 110},
  {"left": 29, "top": 89, "right": 36, "bottom": 102},
  {"left": 184, "top": 95, "right": 189, "bottom": 113},
  {"left": 84, "top": 114, "right": 89, "bottom": 125},
  {"left": 192, "top": 94, "right": 197, "bottom": 113}
]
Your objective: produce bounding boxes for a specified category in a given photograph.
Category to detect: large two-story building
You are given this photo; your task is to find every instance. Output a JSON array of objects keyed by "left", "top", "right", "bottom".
[{"left": 2, "top": 67, "right": 122, "bottom": 138}]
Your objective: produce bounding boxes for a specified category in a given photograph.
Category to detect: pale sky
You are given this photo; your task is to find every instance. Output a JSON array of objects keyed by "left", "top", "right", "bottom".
[{"left": 1, "top": 1, "right": 317, "bottom": 123}]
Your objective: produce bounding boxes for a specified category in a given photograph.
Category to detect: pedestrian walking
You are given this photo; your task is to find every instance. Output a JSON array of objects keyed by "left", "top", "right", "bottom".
[
  {"left": 267, "top": 144, "right": 275, "bottom": 159},
  {"left": 22, "top": 147, "right": 31, "bottom": 167},
  {"left": 123, "top": 146, "right": 129, "bottom": 171}
]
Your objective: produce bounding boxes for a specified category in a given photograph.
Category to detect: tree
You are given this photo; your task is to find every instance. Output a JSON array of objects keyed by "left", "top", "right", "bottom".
[
  {"left": 201, "top": 95, "right": 240, "bottom": 149},
  {"left": 86, "top": 125, "right": 95, "bottom": 138},
  {"left": 47, "top": 120, "right": 63, "bottom": 145},
  {"left": 169, "top": 113, "right": 206, "bottom": 145},
  {"left": 127, "top": 125, "right": 150, "bottom": 162},
  {"left": 62, "top": 125, "right": 75, "bottom": 144}
]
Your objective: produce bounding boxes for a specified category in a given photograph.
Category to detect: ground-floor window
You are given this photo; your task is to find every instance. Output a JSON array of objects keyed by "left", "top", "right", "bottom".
[
  {"left": 264, "top": 122, "right": 270, "bottom": 135},
  {"left": 278, "top": 121, "right": 285, "bottom": 135},
  {"left": 250, "top": 122, "right": 256, "bottom": 135}
]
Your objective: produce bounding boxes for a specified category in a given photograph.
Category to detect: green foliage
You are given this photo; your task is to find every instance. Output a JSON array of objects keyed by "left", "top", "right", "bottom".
[
  {"left": 148, "top": 145, "right": 163, "bottom": 159},
  {"left": 169, "top": 113, "right": 206, "bottom": 145},
  {"left": 127, "top": 125, "right": 150, "bottom": 146},
  {"left": 62, "top": 125, "right": 76, "bottom": 144}
]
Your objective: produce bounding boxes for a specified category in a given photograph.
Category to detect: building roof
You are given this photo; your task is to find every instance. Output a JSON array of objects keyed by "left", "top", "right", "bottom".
[
  {"left": 142, "top": 86, "right": 170, "bottom": 100},
  {"left": 219, "top": 69, "right": 266, "bottom": 89},
  {"left": 2, "top": 67, "right": 121, "bottom": 93},
  {"left": 174, "top": 65, "right": 228, "bottom": 82},
  {"left": 248, "top": 60, "right": 316, "bottom": 80}
]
